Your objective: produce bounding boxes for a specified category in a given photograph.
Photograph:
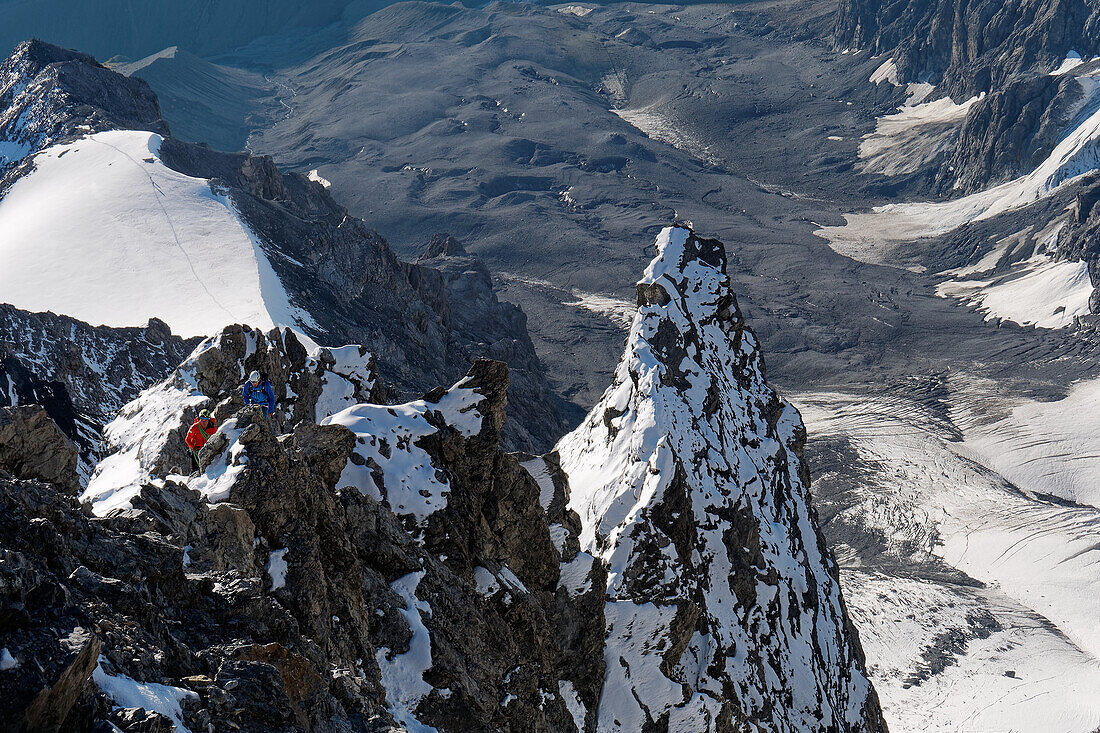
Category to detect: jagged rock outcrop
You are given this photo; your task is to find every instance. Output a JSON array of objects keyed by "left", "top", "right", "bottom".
[
  {"left": 836, "top": 0, "right": 1100, "bottom": 96},
  {"left": 83, "top": 324, "right": 378, "bottom": 515},
  {"left": 837, "top": 0, "right": 1100, "bottom": 192},
  {"left": 0, "top": 39, "right": 564, "bottom": 451},
  {"left": 0, "top": 405, "right": 78, "bottom": 492},
  {"left": 3, "top": 350, "right": 606, "bottom": 732},
  {"left": 0, "top": 304, "right": 199, "bottom": 477},
  {"left": 557, "top": 226, "right": 887, "bottom": 732}
]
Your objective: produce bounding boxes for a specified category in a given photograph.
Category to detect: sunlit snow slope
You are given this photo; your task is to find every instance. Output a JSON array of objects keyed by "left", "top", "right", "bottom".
[{"left": 0, "top": 129, "right": 314, "bottom": 337}]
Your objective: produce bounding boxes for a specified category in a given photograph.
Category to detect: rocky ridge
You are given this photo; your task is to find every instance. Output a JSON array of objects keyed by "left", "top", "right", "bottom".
[
  {"left": 0, "top": 304, "right": 199, "bottom": 479},
  {"left": 836, "top": 0, "right": 1100, "bottom": 193},
  {"left": 1, "top": 225, "right": 884, "bottom": 732}
]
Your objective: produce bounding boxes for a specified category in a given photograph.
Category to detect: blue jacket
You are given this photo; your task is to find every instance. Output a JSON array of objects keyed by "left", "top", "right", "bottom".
[{"left": 243, "top": 379, "right": 276, "bottom": 416}]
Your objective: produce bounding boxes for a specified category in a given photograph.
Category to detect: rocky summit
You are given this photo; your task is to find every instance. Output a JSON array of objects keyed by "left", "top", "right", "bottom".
[
  {"left": 557, "top": 227, "right": 885, "bottom": 732},
  {"left": 0, "top": 225, "right": 882, "bottom": 733}
]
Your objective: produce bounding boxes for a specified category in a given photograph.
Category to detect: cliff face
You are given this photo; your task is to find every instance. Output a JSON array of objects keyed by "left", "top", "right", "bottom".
[
  {"left": 1, "top": 341, "right": 607, "bottom": 732},
  {"left": 0, "top": 304, "right": 199, "bottom": 479},
  {"left": 836, "top": 0, "right": 1100, "bottom": 192},
  {"left": 557, "top": 226, "right": 886, "bottom": 732}
]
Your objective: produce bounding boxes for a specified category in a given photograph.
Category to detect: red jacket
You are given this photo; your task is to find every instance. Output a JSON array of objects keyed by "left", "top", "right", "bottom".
[{"left": 185, "top": 417, "right": 217, "bottom": 450}]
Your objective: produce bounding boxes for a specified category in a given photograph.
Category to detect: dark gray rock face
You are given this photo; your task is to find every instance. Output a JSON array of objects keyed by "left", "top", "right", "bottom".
[
  {"left": 414, "top": 235, "right": 566, "bottom": 452},
  {"left": 1055, "top": 172, "right": 1100, "bottom": 311},
  {"left": 116, "top": 47, "right": 277, "bottom": 153},
  {"left": 0, "top": 39, "right": 564, "bottom": 451},
  {"left": 0, "top": 39, "right": 166, "bottom": 188},
  {"left": 0, "top": 405, "right": 78, "bottom": 492},
  {"left": 1, "top": 360, "right": 606, "bottom": 733},
  {"left": 835, "top": 0, "right": 1100, "bottom": 191},
  {"left": 835, "top": 0, "right": 1100, "bottom": 96}
]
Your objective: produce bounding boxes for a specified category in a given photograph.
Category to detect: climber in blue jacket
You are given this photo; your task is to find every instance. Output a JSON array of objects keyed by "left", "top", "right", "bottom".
[{"left": 243, "top": 370, "right": 276, "bottom": 416}]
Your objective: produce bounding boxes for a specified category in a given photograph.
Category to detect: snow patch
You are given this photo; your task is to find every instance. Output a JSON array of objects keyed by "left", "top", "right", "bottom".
[
  {"left": 822, "top": 82, "right": 1100, "bottom": 263},
  {"left": 307, "top": 168, "right": 332, "bottom": 188},
  {"left": 564, "top": 290, "right": 636, "bottom": 329},
  {"left": 520, "top": 457, "right": 556, "bottom": 510},
  {"left": 0, "top": 648, "right": 19, "bottom": 670},
  {"left": 266, "top": 548, "right": 289, "bottom": 590},
  {"left": 936, "top": 256, "right": 1092, "bottom": 328},
  {"left": 322, "top": 377, "right": 485, "bottom": 524},
  {"left": 376, "top": 572, "right": 437, "bottom": 733},
  {"left": 559, "top": 679, "right": 587, "bottom": 731},
  {"left": 1052, "top": 50, "right": 1085, "bottom": 76},
  {"left": 856, "top": 94, "right": 981, "bottom": 178},
  {"left": 869, "top": 59, "right": 900, "bottom": 86},
  {"left": 94, "top": 658, "right": 198, "bottom": 733},
  {"left": 558, "top": 552, "right": 595, "bottom": 596}
]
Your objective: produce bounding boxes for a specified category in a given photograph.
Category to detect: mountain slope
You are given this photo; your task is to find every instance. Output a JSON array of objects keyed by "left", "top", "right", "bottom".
[
  {"left": 0, "top": 303, "right": 198, "bottom": 479},
  {"left": 0, "top": 38, "right": 565, "bottom": 449},
  {"left": 557, "top": 226, "right": 885, "bottom": 732}
]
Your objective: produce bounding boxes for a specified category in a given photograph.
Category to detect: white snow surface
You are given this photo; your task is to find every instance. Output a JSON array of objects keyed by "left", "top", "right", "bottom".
[
  {"left": 559, "top": 680, "right": 587, "bottom": 731},
  {"left": 307, "top": 168, "right": 332, "bottom": 188},
  {"left": 94, "top": 658, "right": 198, "bottom": 733},
  {"left": 520, "top": 456, "right": 557, "bottom": 510},
  {"left": 83, "top": 351, "right": 209, "bottom": 515},
  {"left": 856, "top": 94, "right": 980, "bottom": 178},
  {"left": 0, "top": 648, "right": 19, "bottom": 670},
  {"left": 557, "top": 551, "right": 595, "bottom": 597},
  {"left": 869, "top": 59, "right": 900, "bottom": 86},
  {"left": 1053, "top": 50, "right": 1085, "bottom": 76},
  {"left": 952, "top": 375, "right": 1100, "bottom": 509},
  {"left": 797, "top": 389, "right": 1100, "bottom": 731},
  {"left": 936, "top": 256, "right": 1093, "bottom": 328},
  {"left": 556, "top": 226, "right": 877, "bottom": 731},
  {"left": 322, "top": 376, "right": 485, "bottom": 524},
  {"left": 375, "top": 572, "right": 438, "bottom": 733},
  {"left": 266, "top": 548, "right": 289, "bottom": 590},
  {"left": 564, "top": 290, "right": 636, "bottom": 329},
  {"left": 0, "top": 130, "right": 315, "bottom": 338}
]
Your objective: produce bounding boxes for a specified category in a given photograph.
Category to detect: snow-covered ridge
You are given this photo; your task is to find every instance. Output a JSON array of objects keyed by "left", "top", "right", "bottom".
[
  {"left": 84, "top": 325, "right": 375, "bottom": 515},
  {"left": 0, "top": 130, "right": 316, "bottom": 338},
  {"left": 557, "top": 225, "right": 884, "bottom": 732}
]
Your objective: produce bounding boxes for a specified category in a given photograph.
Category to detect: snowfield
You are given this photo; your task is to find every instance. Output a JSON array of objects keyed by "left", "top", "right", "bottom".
[
  {"left": 0, "top": 130, "right": 314, "bottom": 337},
  {"left": 797, "top": 388, "right": 1100, "bottom": 732}
]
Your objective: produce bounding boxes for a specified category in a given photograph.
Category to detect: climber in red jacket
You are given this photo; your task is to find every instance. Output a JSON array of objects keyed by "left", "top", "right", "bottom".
[{"left": 184, "top": 409, "right": 216, "bottom": 473}]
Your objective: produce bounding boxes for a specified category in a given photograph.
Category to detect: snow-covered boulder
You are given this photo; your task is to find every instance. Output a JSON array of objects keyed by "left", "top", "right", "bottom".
[{"left": 557, "top": 226, "right": 887, "bottom": 732}]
